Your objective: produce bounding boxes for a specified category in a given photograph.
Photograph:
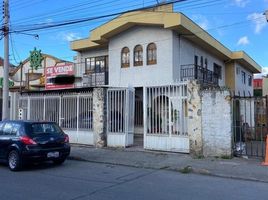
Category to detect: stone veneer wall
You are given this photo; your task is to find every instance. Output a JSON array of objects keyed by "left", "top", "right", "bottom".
[
  {"left": 201, "top": 89, "right": 232, "bottom": 157},
  {"left": 187, "top": 81, "right": 203, "bottom": 156},
  {"left": 93, "top": 88, "right": 107, "bottom": 147}
]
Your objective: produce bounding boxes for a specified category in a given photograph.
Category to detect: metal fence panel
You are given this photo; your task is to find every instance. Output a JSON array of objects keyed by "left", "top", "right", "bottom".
[
  {"left": 18, "top": 92, "right": 93, "bottom": 131},
  {"left": 143, "top": 83, "right": 189, "bottom": 153},
  {"left": 145, "top": 84, "right": 188, "bottom": 136},
  {"left": 232, "top": 96, "right": 268, "bottom": 157}
]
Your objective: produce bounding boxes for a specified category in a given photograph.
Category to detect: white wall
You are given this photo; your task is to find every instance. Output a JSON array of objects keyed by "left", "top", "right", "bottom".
[
  {"left": 202, "top": 90, "right": 232, "bottom": 157},
  {"left": 178, "top": 37, "right": 226, "bottom": 86},
  {"left": 234, "top": 62, "right": 253, "bottom": 96},
  {"left": 109, "top": 26, "right": 174, "bottom": 87}
]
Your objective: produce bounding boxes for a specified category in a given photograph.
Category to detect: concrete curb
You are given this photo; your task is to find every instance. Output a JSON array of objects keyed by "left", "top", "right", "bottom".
[{"left": 67, "top": 155, "right": 268, "bottom": 183}]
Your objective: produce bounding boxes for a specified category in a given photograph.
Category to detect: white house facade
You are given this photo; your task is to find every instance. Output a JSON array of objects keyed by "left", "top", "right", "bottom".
[{"left": 13, "top": 4, "right": 262, "bottom": 157}]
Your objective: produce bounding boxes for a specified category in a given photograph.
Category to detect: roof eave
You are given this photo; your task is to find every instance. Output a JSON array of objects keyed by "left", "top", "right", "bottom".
[{"left": 232, "top": 51, "right": 262, "bottom": 73}]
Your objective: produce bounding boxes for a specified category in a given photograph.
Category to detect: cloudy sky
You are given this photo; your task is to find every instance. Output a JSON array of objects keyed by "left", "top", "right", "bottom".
[{"left": 1, "top": 0, "right": 267, "bottom": 74}]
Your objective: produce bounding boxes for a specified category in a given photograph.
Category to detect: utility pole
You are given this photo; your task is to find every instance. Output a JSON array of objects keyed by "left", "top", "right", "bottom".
[{"left": 2, "top": 0, "right": 9, "bottom": 120}]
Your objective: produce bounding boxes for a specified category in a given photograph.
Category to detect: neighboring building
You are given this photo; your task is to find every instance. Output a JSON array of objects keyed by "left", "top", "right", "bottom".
[
  {"left": 253, "top": 76, "right": 268, "bottom": 97},
  {"left": 262, "top": 76, "right": 268, "bottom": 96},
  {"left": 10, "top": 53, "right": 72, "bottom": 92},
  {"left": 253, "top": 76, "right": 268, "bottom": 132},
  {"left": 253, "top": 78, "right": 263, "bottom": 96}
]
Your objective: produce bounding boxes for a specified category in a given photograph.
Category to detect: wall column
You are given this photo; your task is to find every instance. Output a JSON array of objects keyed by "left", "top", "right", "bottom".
[
  {"left": 93, "top": 87, "right": 107, "bottom": 147},
  {"left": 187, "top": 81, "right": 203, "bottom": 156}
]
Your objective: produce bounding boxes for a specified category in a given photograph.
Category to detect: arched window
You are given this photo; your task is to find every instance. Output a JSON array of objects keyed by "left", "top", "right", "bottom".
[
  {"left": 147, "top": 43, "right": 157, "bottom": 65},
  {"left": 134, "top": 45, "right": 143, "bottom": 66},
  {"left": 121, "top": 47, "right": 130, "bottom": 68}
]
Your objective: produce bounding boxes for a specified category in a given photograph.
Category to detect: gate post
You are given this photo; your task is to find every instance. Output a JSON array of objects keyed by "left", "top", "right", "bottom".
[
  {"left": 187, "top": 80, "right": 203, "bottom": 156},
  {"left": 93, "top": 87, "right": 107, "bottom": 147}
]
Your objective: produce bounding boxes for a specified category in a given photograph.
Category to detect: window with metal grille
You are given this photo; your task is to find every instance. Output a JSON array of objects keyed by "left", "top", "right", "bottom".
[
  {"left": 121, "top": 47, "right": 130, "bottom": 68},
  {"left": 213, "top": 63, "right": 222, "bottom": 79},
  {"left": 248, "top": 75, "right": 252, "bottom": 86},
  {"left": 85, "top": 56, "right": 108, "bottom": 74},
  {"left": 241, "top": 71, "right": 246, "bottom": 84},
  {"left": 134, "top": 45, "right": 143, "bottom": 66},
  {"left": 147, "top": 43, "right": 157, "bottom": 65}
]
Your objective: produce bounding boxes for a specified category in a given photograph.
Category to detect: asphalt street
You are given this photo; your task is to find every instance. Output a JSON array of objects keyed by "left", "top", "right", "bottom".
[{"left": 0, "top": 160, "right": 267, "bottom": 200}]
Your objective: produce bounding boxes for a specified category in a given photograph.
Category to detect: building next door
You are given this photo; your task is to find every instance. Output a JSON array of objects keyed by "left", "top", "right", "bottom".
[{"left": 107, "top": 88, "right": 135, "bottom": 147}]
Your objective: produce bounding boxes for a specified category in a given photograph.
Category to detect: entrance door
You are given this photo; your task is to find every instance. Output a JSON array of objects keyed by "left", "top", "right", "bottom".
[{"left": 107, "top": 88, "right": 135, "bottom": 147}]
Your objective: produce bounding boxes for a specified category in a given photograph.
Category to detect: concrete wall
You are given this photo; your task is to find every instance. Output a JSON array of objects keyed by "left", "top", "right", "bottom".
[
  {"left": 187, "top": 81, "right": 233, "bottom": 157},
  {"left": 201, "top": 89, "right": 232, "bottom": 157},
  {"left": 93, "top": 87, "right": 107, "bottom": 147},
  {"left": 109, "top": 26, "right": 174, "bottom": 87},
  {"left": 187, "top": 81, "right": 203, "bottom": 156}
]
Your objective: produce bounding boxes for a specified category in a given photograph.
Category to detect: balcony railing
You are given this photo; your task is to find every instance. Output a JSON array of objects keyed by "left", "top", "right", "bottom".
[
  {"left": 82, "top": 67, "right": 108, "bottom": 87},
  {"left": 180, "top": 64, "right": 219, "bottom": 85}
]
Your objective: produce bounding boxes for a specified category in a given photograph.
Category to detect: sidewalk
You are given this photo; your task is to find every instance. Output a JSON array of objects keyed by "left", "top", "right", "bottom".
[{"left": 68, "top": 145, "right": 268, "bottom": 183}]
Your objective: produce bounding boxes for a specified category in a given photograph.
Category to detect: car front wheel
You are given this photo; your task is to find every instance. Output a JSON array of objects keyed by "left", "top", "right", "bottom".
[{"left": 8, "top": 150, "right": 22, "bottom": 171}]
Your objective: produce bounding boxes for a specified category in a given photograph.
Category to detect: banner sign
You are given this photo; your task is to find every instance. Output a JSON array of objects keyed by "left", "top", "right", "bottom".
[{"left": 45, "top": 63, "right": 74, "bottom": 90}]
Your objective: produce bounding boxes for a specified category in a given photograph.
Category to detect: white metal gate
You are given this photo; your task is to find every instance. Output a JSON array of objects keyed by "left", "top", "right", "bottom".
[
  {"left": 18, "top": 92, "right": 93, "bottom": 145},
  {"left": 143, "top": 84, "right": 189, "bottom": 153},
  {"left": 107, "top": 88, "right": 135, "bottom": 147}
]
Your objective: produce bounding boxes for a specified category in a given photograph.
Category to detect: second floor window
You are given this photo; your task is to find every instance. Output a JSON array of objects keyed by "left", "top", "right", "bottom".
[
  {"left": 134, "top": 45, "right": 143, "bottom": 66},
  {"left": 147, "top": 43, "right": 157, "bottom": 65},
  {"left": 121, "top": 47, "right": 130, "bottom": 68},
  {"left": 248, "top": 75, "right": 252, "bottom": 86},
  {"left": 213, "top": 63, "right": 222, "bottom": 79},
  {"left": 85, "top": 56, "right": 108, "bottom": 74},
  {"left": 241, "top": 71, "right": 246, "bottom": 84}
]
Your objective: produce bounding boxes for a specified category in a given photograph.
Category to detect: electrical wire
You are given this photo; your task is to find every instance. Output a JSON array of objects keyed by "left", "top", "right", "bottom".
[{"left": 10, "top": 0, "right": 189, "bottom": 33}]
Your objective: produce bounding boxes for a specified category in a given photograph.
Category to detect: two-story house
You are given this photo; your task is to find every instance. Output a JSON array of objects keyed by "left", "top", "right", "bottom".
[{"left": 70, "top": 4, "right": 261, "bottom": 152}]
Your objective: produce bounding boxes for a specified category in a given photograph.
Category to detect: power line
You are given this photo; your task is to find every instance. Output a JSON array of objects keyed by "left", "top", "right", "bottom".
[{"left": 10, "top": 0, "right": 189, "bottom": 33}]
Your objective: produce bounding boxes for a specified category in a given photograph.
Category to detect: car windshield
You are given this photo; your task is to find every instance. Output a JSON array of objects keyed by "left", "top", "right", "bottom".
[{"left": 29, "top": 123, "right": 63, "bottom": 136}]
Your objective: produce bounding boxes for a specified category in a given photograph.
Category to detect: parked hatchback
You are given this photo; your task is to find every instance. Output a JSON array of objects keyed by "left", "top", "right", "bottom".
[{"left": 0, "top": 120, "right": 71, "bottom": 171}]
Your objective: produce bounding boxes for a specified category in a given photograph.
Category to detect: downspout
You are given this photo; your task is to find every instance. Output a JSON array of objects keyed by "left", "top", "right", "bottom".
[{"left": 178, "top": 34, "right": 181, "bottom": 83}]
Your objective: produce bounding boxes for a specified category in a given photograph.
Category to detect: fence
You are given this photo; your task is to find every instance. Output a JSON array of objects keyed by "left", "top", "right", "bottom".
[
  {"left": 18, "top": 92, "right": 93, "bottom": 144},
  {"left": 232, "top": 95, "right": 268, "bottom": 157},
  {"left": 107, "top": 88, "right": 135, "bottom": 147},
  {"left": 144, "top": 83, "right": 189, "bottom": 152}
]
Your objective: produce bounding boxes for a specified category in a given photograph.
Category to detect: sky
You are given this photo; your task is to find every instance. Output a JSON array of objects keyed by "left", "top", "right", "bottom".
[{"left": 1, "top": 0, "right": 268, "bottom": 74}]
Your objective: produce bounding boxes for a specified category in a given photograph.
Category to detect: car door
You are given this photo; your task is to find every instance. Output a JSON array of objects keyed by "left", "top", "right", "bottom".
[
  {"left": 0, "top": 122, "right": 6, "bottom": 159},
  {"left": 0, "top": 122, "right": 14, "bottom": 159}
]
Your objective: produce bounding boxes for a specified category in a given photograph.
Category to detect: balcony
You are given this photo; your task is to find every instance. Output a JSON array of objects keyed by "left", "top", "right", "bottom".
[
  {"left": 82, "top": 69, "right": 108, "bottom": 87},
  {"left": 180, "top": 64, "right": 219, "bottom": 85}
]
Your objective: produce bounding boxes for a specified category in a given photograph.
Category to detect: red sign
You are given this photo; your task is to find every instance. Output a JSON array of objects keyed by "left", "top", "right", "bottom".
[{"left": 45, "top": 63, "right": 74, "bottom": 90}]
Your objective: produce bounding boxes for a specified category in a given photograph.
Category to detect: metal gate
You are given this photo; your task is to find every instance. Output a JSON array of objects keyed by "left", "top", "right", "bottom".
[
  {"left": 232, "top": 95, "right": 268, "bottom": 157},
  {"left": 143, "top": 83, "right": 189, "bottom": 153},
  {"left": 107, "top": 88, "right": 135, "bottom": 147},
  {"left": 18, "top": 92, "right": 93, "bottom": 145}
]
